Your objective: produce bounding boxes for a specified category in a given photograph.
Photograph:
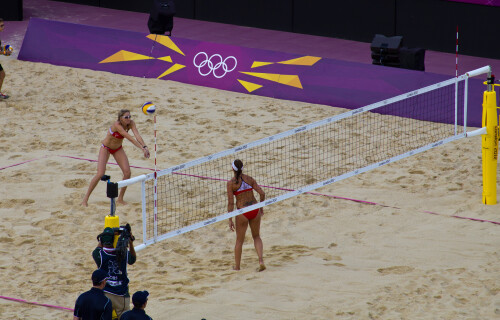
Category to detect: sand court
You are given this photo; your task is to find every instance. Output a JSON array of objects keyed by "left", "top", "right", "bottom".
[{"left": 1, "top": 55, "right": 500, "bottom": 319}]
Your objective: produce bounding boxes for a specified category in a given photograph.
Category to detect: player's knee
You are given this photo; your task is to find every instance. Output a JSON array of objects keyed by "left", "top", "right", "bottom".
[{"left": 123, "top": 170, "right": 131, "bottom": 179}]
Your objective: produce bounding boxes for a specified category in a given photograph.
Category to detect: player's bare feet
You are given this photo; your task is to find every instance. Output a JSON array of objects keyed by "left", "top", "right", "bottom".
[
  {"left": 232, "top": 266, "right": 240, "bottom": 271},
  {"left": 81, "top": 200, "right": 88, "bottom": 207},
  {"left": 117, "top": 199, "right": 128, "bottom": 205},
  {"left": 257, "top": 264, "right": 266, "bottom": 272}
]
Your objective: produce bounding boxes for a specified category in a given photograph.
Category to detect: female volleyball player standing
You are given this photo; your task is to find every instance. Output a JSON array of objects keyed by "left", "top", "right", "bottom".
[
  {"left": 0, "top": 18, "right": 11, "bottom": 100},
  {"left": 227, "top": 159, "right": 266, "bottom": 271},
  {"left": 82, "top": 109, "right": 150, "bottom": 207}
]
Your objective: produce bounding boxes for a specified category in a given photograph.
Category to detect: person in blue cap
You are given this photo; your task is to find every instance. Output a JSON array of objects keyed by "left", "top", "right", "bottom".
[
  {"left": 73, "top": 269, "right": 113, "bottom": 320},
  {"left": 120, "top": 291, "right": 153, "bottom": 320}
]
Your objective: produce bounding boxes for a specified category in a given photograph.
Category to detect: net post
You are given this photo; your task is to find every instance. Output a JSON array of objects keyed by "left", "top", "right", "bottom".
[
  {"left": 463, "top": 75, "right": 469, "bottom": 134},
  {"left": 455, "top": 78, "right": 458, "bottom": 135},
  {"left": 141, "top": 179, "right": 147, "bottom": 246},
  {"left": 455, "top": 26, "right": 459, "bottom": 136},
  {"left": 153, "top": 114, "right": 158, "bottom": 242},
  {"left": 481, "top": 72, "right": 499, "bottom": 205}
]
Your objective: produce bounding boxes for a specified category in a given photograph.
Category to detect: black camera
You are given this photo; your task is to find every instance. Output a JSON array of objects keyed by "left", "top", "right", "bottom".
[{"left": 114, "top": 223, "right": 135, "bottom": 263}]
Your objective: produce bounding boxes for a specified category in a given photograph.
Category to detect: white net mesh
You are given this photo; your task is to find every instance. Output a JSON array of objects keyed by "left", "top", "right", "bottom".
[{"left": 118, "top": 69, "right": 487, "bottom": 249}]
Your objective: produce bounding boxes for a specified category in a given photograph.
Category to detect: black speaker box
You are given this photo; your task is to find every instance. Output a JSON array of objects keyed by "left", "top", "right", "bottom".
[
  {"left": 0, "top": 0, "right": 23, "bottom": 21},
  {"left": 148, "top": 0, "right": 175, "bottom": 35},
  {"left": 370, "top": 34, "right": 403, "bottom": 67},
  {"left": 400, "top": 47, "right": 426, "bottom": 71},
  {"left": 370, "top": 34, "right": 403, "bottom": 54}
]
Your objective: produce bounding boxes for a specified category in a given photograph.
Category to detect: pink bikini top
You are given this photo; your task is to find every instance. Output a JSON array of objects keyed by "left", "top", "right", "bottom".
[
  {"left": 109, "top": 127, "right": 124, "bottom": 139},
  {"left": 234, "top": 179, "right": 252, "bottom": 196}
]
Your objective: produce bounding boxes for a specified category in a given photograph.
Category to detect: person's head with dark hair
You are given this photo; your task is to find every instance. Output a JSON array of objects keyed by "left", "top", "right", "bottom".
[
  {"left": 132, "top": 290, "right": 149, "bottom": 309},
  {"left": 120, "top": 290, "right": 152, "bottom": 319},
  {"left": 91, "top": 269, "right": 109, "bottom": 287},
  {"left": 232, "top": 159, "right": 243, "bottom": 181},
  {"left": 99, "top": 227, "right": 115, "bottom": 248}
]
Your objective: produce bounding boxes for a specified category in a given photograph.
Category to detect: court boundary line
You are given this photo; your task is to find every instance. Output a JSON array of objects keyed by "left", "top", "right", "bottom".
[{"left": 0, "top": 295, "right": 73, "bottom": 312}]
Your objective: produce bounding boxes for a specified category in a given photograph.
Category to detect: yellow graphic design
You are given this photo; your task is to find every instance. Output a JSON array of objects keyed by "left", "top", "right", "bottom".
[
  {"left": 251, "top": 56, "right": 321, "bottom": 68},
  {"left": 100, "top": 35, "right": 185, "bottom": 78},
  {"left": 251, "top": 61, "right": 273, "bottom": 68},
  {"left": 279, "top": 56, "right": 321, "bottom": 66},
  {"left": 237, "top": 80, "right": 263, "bottom": 93},
  {"left": 157, "top": 64, "right": 186, "bottom": 79},
  {"left": 99, "top": 35, "right": 319, "bottom": 93},
  {"left": 146, "top": 34, "right": 185, "bottom": 56},
  {"left": 157, "top": 56, "right": 173, "bottom": 62},
  {"left": 240, "top": 72, "right": 303, "bottom": 89},
  {"left": 99, "top": 50, "right": 155, "bottom": 63},
  {"left": 238, "top": 56, "right": 320, "bottom": 92}
]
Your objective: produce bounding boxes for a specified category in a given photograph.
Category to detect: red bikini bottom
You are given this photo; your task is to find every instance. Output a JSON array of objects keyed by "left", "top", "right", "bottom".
[
  {"left": 102, "top": 144, "right": 122, "bottom": 154},
  {"left": 242, "top": 208, "right": 259, "bottom": 220}
]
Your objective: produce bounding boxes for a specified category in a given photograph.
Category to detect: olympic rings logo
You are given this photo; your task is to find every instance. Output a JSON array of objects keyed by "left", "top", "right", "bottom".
[{"left": 193, "top": 52, "right": 237, "bottom": 79}]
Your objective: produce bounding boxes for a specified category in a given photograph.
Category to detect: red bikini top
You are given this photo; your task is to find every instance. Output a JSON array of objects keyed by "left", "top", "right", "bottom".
[
  {"left": 109, "top": 127, "right": 124, "bottom": 139},
  {"left": 234, "top": 179, "right": 252, "bottom": 196}
]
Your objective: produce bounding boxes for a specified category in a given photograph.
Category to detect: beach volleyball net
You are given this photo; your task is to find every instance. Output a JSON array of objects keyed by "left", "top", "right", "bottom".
[{"left": 118, "top": 66, "right": 491, "bottom": 251}]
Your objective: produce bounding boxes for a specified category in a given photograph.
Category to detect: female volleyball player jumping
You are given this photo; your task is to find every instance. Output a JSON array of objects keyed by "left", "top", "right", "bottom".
[
  {"left": 227, "top": 159, "right": 266, "bottom": 271},
  {"left": 81, "top": 109, "right": 150, "bottom": 207}
]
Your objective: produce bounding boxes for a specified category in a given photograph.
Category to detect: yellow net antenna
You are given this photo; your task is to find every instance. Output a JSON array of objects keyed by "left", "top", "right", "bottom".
[{"left": 481, "top": 69, "right": 499, "bottom": 205}]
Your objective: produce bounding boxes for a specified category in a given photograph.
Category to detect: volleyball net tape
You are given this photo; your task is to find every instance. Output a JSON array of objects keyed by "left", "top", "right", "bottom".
[{"left": 117, "top": 66, "right": 491, "bottom": 251}]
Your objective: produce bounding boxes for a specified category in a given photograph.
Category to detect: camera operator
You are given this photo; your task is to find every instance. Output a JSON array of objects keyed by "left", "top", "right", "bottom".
[{"left": 93, "top": 225, "right": 136, "bottom": 319}]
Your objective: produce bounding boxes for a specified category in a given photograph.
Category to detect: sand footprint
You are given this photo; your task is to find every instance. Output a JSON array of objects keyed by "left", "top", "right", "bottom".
[
  {"left": 266, "top": 244, "right": 316, "bottom": 267},
  {"left": 377, "top": 265, "right": 415, "bottom": 275},
  {"left": 32, "top": 219, "right": 68, "bottom": 235},
  {"left": 0, "top": 236, "right": 14, "bottom": 243},
  {"left": 409, "top": 169, "right": 425, "bottom": 174},
  {"left": 0, "top": 198, "right": 35, "bottom": 208},
  {"left": 63, "top": 178, "right": 87, "bottom": 188},
  {"left": 313, "top": 251, "right": 338, "bottom": 261}
]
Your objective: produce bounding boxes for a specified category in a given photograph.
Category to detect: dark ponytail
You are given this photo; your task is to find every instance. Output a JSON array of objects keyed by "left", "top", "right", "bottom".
[{"left": 233, "top": 159, "right": 243, "bottom": 181}]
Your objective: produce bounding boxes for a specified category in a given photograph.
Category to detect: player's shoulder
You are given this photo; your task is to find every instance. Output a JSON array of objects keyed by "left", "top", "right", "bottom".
[{"left": 243, "top": 174, "right": 255, "bottom": 182}]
